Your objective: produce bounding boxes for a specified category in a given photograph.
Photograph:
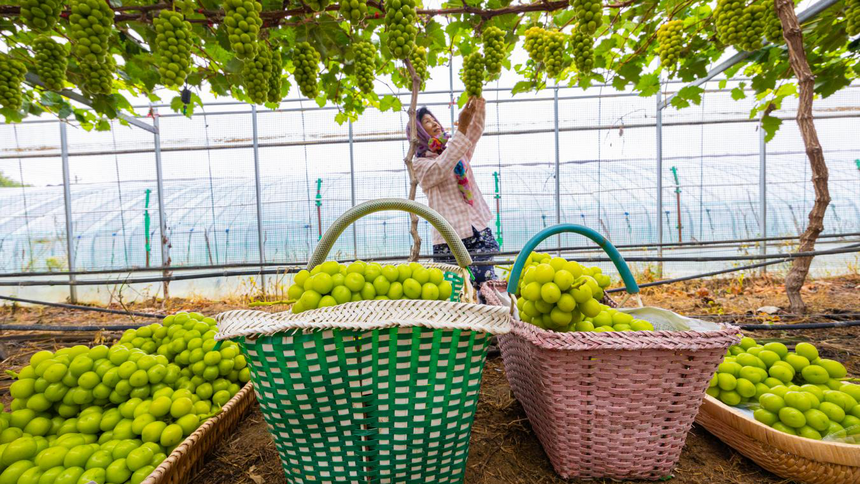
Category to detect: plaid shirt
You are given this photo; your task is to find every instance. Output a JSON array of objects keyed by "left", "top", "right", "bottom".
[{"left": 414, "top": 105, "right": 493, "bottom": 245}]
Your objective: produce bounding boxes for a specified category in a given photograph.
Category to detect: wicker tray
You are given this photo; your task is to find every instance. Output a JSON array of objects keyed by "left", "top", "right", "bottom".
[
  {"left": 140, "top": 382, "right": 256, "bottom": 484},
  {"left": 696, "top": 394, "right": 860, "bottom": 484}
]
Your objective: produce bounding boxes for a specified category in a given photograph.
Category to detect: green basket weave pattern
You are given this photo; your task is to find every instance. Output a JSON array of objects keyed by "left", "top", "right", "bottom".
[{"left": 239, "top": 326, "right": 492, "bottom": 483}]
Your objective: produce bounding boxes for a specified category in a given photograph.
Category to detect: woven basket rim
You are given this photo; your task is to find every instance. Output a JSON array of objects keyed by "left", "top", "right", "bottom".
[
  {"left": 700, "top": 395, "right": 860, "bottom": 466},
  {"left": 215, "top": 299, "right": 512, "bottom": 341}
]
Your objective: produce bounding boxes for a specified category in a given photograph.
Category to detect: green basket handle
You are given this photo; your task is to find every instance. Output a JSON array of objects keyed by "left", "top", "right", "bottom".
[
  {"left": 505, "top": 224, "right": 639, "bottom": 295},
  {"left": 308, "top": 198, "right": 473, "bottom": 270}
]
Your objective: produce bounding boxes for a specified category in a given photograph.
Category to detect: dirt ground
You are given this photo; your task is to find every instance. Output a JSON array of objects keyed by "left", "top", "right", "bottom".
[{"left": 1, "top": 274, "right": 858, "bottom": 483}]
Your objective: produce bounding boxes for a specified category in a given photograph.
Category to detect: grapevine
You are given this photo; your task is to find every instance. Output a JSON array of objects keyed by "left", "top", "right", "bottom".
[
  {"left": 79, "top": 56, "right": 116, "bottom": 96},
  {"left": 33, "top": 36, "right": 68, "bottom": 92},
  {"left": 269, "top": 47, "right": 283, "bottom": 104},
  {"left": 571, "top": 27, "right": 594, "bottom": 73},
  {"left": 543, "top": 30, "right": 566, "bottom": 78},
  {"left": 571, "top": 0, "right": 603, "bottom": 36},
  {"left": 847, "top": 0, "right": 860, "bottom": 36},
  {"left": 461, "top": 52, "right": 485, "bottom": 97},
  {"left": 294, "top": 42, "right": 321, "bottom": 99},
  {"left": 764, "top": 1, "right": 783, "bottom": 43},
  {"left": 242, "top": 43, "right": 274, "bottom": 105},
  {"left": 223, "top": 0, "right": 263, "bottom": 60},
  {"left": 340, "top": 0, "right": 369, "bottom": 24},
  {"left": 153, "top": 10, "right": 194, "bottom": 89},
  {"left": 354, "top": 41, "right": 377, "bottom": 95},
  {"left": 0, "top": 55, "right": 27, "bottom": 111},
  {"left": 482, "top": 26, "right": 506, "bottom": 79},
  {"left": 524, "top": 26, "right": 547, "bottom": 63},
  {"left": 384, "top": 0, "right": 419, "bottom": 59},
  {"left": 656, "top": 20, "right": 684, "bottom": 70},
  {"left": 409, "top": 45, "right": 428, "bottom": 90},
  {"left": 68, "top": 0, "right": 115, "bottom": 63},
  {"left": 20, "top": 0, "right": 62, "bottom": 32}
]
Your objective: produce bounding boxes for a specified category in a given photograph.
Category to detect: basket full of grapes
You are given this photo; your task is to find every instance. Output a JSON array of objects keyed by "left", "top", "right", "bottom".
[
  {"left": 215, "top": 199, "right": 510, "bottom": 484},
  {"left": 481, "top": 224, "right": 739, "bottom": 480}
]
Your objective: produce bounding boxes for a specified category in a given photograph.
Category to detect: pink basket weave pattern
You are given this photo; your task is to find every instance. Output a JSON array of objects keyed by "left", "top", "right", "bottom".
[{"left": 482, "top": 280, "right": 739, "bottom": 480}]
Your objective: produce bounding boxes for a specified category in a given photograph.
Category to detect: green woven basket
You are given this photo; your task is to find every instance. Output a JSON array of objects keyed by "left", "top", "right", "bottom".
[{"left": 216, "top": 199, "right": 511, "bottom": 484}]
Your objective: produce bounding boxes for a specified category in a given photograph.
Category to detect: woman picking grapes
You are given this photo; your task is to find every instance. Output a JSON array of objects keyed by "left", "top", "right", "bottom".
[{"left": 406, "top": 97, "right": 499, "bottom": 295}]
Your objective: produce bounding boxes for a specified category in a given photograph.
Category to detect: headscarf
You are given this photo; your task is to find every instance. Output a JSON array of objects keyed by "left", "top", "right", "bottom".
[{"left": 406, "top": 107, "right": 475, "bottom": 206}]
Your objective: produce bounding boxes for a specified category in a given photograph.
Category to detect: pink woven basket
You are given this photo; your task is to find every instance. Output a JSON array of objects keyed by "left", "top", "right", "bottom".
[{"left": 484, "top": 276, "right": 738, "bottom": 479}]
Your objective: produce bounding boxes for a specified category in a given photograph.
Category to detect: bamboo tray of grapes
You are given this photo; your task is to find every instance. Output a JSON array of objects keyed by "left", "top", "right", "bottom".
[
  {"left": 141, "top": 382, "right": 255, "bottom": 484},
  {"left": 696, "top": 394, "right": 860, "bottom": 484}
]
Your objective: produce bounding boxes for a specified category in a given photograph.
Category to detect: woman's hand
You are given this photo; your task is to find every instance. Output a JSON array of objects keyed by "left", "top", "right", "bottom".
[{"left": 457, "top": 98, "right": 479, "bottom": 134}]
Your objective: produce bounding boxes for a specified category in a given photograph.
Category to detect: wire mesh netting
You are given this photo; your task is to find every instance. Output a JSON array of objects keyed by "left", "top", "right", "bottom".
[{"left": 1, "top": 77, "right": 858, "bottom": 276}]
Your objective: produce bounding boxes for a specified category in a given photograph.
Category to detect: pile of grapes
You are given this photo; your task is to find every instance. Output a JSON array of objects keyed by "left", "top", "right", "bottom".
[
  {"left": 0, "top": 55, "right": 27, "bottom": 111},
  {"left": 20, "top": 0, "right": 62, "bottom": 32},
  {"left": 354, "top": 42, "right": 377, "bottom": 95},
  {"left": 0, "top": 311, "right": 250, "bottom": 484},
  {"left": 510, "top": 252, "right": 654, "bottom": 332},
  {"left": 153, "top": 10, "right": 194, "bottom": 89},
  {"left": 408, "top": 46, "right": 428, "bottom": 90},
  {"left": 384, "top": 0, "right": 418, "bottom": 59},
  {"left": 33, "top": 37, "right": 67, "bottom": 92},
  {"left": 68, "top": 0, "right": 115, "bottom": 63},
  {"left": 462, "top": 52, "right": 485, "bottom": 97},
  {"left": 709, "top": 337, "right": 860, "bottom": 442},
  {"left": 242, "top": 44, "right": 274, "bottom": 105},
  {"left": 482, "top": 26, "right": 506, "bottom": 79},
  {"left": 223, "top": 0, "right": 263, "bottom": 59},
  {"left": 571, "top": 0, "right": 603, "bottom": 36},
  {"left": 847, "top": 0, "right": 860, "bottom": 37},
  {"left": 286, "top": 261, "right": 456, "bottom": 314},
  {"left": 656, "top": 20, "right": 684, "bottom": 70},
  {"left": 571, "top": 27, "right": 595, "bottom": 73},
  {"left": 293, "top": 42, "right": 321, "bottom": 99}
]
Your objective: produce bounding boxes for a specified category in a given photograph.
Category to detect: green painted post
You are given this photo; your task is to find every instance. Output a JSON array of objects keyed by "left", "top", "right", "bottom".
[
  {"left": 492, "top": 171, "right": 503, "bottom": 247},
  {"left": 315, "top": 178, "right": 323, "bottom": 241},
  {"left": 144, "top": 189, "right": 152, "bottom": 267},
  {"left": 670, "top": 166, "right": 682, "bottom": 242}
]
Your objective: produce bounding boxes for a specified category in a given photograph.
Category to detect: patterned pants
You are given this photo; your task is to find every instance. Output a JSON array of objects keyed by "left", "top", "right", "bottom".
[{"left": 433, "top": 227, "right": 500, "bottom": 297}]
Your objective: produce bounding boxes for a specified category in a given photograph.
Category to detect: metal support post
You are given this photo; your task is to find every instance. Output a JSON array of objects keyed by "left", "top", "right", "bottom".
[
  {"left": 554, "top": 85, "right": 561, "bottom": 255},
  {"left": 252, "top": 105, "right": 266, "bottom": 290},
  {"left": 759, "top": 119, "right": 767, "bottom": 274},
  {"left": 152, "top": 108, "right": 170, "bottom": 298},
  {"left": 656, "top": 90, "right": 664, "bottom": 274},
  {"left": 60, "top": 122, "right": 78, "bottom": 303},
  {"left": 349, "top": 119, "right": 358, "bottom": 259},
  {"left": 448, "top": 54, "right": 456, "bottom": 128}
]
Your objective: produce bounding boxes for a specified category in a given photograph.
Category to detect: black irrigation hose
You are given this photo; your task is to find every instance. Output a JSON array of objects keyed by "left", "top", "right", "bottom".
[
  {"left": 0, "top": 295, "right": 166, "bottom": 318},
  {"left": 2, "top": 232, "right": 858, "bottom": 279},
  {"left": 605, "top": 258, "right": 790, "bottom": 293},
  {"left": 0, "top": 324, "right": 145, "bottom": 332},
  {"left": 735, "top": 320, "right": 860, "bottom": 331}
]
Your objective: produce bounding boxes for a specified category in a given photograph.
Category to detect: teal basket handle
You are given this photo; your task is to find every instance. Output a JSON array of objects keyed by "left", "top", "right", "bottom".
[
  {"left": 308, "top": 198, "right": 473, "bottom": 270},
  {"left": 505, "top": 224, "right": 639, "bottom": 295}
]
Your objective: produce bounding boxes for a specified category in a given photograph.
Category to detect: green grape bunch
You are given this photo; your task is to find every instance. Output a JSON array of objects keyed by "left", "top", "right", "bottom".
[
  {"left": 482, "top": 26, "right": 506, "bottom": 79},
  {"left": 354, "top": 41, "right": 377, "bottom": 95},
  {"left": 571, "top": 27, "right": 594, "bottom": 73},
  {"left": 764, "top": 1, "right": 783, "bottom": 43},
  {"left": 268, "top": 47, "right": 283, "bottom": 104},
  {"left": 524, "top": 26, "right": 547, "bottom": 63},
  {"left": 461, "top": 52, "right": 485, "bottom": 97},
  {"left": 571, "top": 0, "right": 603, "bottom": 36},
  {"left": 68, "top": 0, "right": 115, "bottom": 63},
  {"left": 79, "top": 56, "right": 115, "bottom": 95},
  {"left": 738, "top": 3, "right": 767, "bottom": 51},
  {"left": 174, "top": 0, "right": 197, "bottom": 17},
  {"left": 408, "top": 45, "right": 428, "bottom": 90},
  {"left": 715, "top": 0, "right": 744, "bottom": 46},
  {"left": 153, "top": 10, "right": 194, "bottom": 89},
  {"left": 294, "top": 42, "right": 321, "bottom": 99},
  {"left": 340, "top": 0, "right": 369, "bottom": 24},
  {"left": 20, "top": 0, "right": 62, "bottom": 32},
  {"left": 384, "top": 0, "right": 418, "bottom": 59},
  {"left": 33, "top": 36, "right": 68, "bottom": 92},
  {"left": 306, "top": 0, "right": 332, "bottom": 11},
  {"left": 847, "top": 0, "right": 860, "bottom": 36},
  {"left": 656, "top": 20, "right": 684, "bottom": 69},
  {"left": 0, "top": 55, "right": 27, "bottom": 111},
  {"left": 543, "top": 30, "right": 566, "bottom": 77},
  {"left": 223, "top": 0, "right": 263, "bottom": 59},
  {"left": 242, "top": 44, "right": 274, "bottom": 105}
]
